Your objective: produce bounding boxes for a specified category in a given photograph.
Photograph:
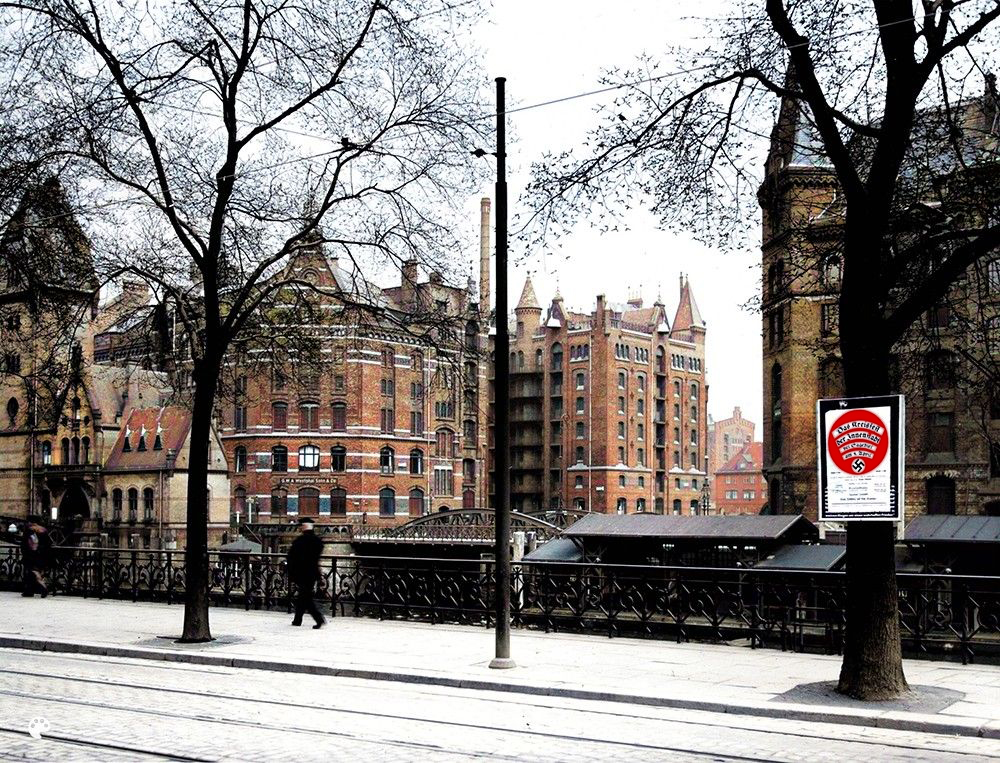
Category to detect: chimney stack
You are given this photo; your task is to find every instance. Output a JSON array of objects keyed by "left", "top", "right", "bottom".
[{"left": 479, "top": 197, "right": 491, "bottom": 317}]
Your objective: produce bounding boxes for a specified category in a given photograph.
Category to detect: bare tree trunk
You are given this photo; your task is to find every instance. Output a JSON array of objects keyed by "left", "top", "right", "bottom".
[
  {"left": 838, "top": 521, "right": 908, "bottom": 698},
  {"left": 179, "top": 356, "right": 221, "bottom": 643},
  {"left": 836, "top": 226, "right": 908, "bottom": 699}
]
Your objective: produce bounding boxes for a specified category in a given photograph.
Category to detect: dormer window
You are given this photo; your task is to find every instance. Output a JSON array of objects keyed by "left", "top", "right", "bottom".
[
  {"left": 137, "top": 434, "right": 147, "bottom": 451},
  {"left": 123, "top": 436, "right": 132, "bottom": 452},
  {"left": 153, "top": 434, "right": 163, "bottom": 450}
]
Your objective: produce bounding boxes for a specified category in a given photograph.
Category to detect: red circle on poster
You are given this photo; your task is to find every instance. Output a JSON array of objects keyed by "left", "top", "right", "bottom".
[{"left": 826, "top": 409, "right": 890, "bottom": 475}]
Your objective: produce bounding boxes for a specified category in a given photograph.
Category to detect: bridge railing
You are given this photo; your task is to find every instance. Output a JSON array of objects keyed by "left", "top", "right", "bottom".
[{"left": 2, "top": 543, "right": 999, "bottom": 663}]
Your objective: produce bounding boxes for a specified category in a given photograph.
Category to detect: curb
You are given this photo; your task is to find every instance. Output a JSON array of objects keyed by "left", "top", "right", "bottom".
[{"left": 1, "top": 635, "right": 995, "bottom": 740}]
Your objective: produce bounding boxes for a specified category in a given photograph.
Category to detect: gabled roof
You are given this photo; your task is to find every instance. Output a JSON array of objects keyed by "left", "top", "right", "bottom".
[
  {"left": 0, "top": 178, "right": 97, "bottom": 297},
  {"left": 564, "top": 513, "right": 816, "bottom": 541},
  {"left": 105, "top": 407, "right": 192, "bottom": 470},
  {"left": 718, "top": 442, "right": 764, "bottom": 475},
  {"left": 516, "top": 276, "right": 540, "bottom": 310}
]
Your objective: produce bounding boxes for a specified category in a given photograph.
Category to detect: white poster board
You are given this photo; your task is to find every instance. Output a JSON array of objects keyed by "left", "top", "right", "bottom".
[{"left": 816, "top": 395, "right": 904, "bottom": 522}]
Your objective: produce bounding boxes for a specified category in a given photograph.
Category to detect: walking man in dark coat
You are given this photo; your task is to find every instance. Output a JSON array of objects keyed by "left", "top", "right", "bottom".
[
  {"left": 287, "top": 518, "right": 326, "bottom": 628},
  {"left": 21, "top": 518, "right": 52, "bottom": 597}
]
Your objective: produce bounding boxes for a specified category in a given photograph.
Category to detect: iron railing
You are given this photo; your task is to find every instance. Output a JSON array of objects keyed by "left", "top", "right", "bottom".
[{"left": 2, "top": 544, "right": 998, "bottom": 663}]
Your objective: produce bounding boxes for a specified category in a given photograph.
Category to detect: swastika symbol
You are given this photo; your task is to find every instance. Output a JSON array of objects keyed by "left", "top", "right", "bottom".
[{"left": 852, "top": 459, "right": 865, "bottom": 473}]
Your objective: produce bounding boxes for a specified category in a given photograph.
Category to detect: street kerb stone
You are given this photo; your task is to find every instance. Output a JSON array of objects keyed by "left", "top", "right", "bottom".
[{"left": 0, "top": 632, "right": 997, "bottom": 740}]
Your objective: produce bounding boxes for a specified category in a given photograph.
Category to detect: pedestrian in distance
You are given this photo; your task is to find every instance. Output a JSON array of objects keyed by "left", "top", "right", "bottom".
[
  {"left": 287, "top": 518, "right": 326, "bottom": 629},
  {"left": 20, "top": 517, "right": 52, "bottom": 598}
]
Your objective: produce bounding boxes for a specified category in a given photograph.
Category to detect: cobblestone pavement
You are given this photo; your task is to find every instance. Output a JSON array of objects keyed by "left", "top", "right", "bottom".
[{"left": 2, "top": 649, "right": 1000, "bottom": 762}]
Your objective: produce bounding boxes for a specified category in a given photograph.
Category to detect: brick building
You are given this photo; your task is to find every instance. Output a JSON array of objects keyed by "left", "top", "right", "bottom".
[
  {"left": 759, "top": 83, "right": 1000, "bottom": 520},
  {"left": 219, "top": 202, "right": 492, "bottom": 526},
  {"left": 713, "top": 442, "right": 766, "bottom": 515},
  {"left": 706, "top": 406, "right": 755, "bottom": 508},
  {"left": 0, "top": 179, "right": 230, "bottom": 546},
  {"left": 493, "top": 275, "right": 710, "bottom": 515}
]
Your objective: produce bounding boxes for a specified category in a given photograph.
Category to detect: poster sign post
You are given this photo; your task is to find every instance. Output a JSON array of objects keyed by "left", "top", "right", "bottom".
[{"left": 816, "top": 395, "right": 905, "bottom": 522}]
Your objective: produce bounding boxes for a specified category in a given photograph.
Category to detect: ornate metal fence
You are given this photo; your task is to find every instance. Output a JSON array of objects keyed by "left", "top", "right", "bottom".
[{"left": 2, "top": 544, "right": 998, "bottom": 663}]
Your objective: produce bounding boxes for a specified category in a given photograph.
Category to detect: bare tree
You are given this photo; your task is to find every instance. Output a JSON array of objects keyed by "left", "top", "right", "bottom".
[
  {"left": 0, "top": 0, "right": 488, "bottom": 641},
  {"left": 522, "top": 2, "right": 1000, "bottom": 699}
]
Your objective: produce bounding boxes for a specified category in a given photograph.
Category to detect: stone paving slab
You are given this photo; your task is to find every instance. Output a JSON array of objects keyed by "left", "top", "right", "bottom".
[{"left": 2, "top": 593, "right": 999, "bottom": 739}]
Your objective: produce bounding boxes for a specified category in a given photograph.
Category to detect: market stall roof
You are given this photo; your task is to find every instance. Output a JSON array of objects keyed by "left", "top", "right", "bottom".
[
  {"left": 904, "top": 515, "right": 1000, "bottom": 544},
  {"left": 563, "top": 513, "right": 815, "bottom": 541},
  {"left": 755, "top": 544, "right": 845, "bottom": 571},
  {"left": 522, "top": 537, "right": 583, "bottom": 562}
]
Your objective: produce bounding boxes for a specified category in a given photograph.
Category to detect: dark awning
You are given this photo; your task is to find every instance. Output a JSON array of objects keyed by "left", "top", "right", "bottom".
[
  {"left": 755, "top": 544, "right": 846, "bottom": 571},
  {"left": 563, "top": 513, "right": 815, "bottom": 542},
  {"left": 523, "top": 537, "right": 583, "bottom": 562},
  {"left": 904, "top": 515, "right": 1000, "bottom": 544}
]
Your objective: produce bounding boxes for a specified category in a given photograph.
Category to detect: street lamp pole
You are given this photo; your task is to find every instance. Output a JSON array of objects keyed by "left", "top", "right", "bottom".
[{"left": 490, "top": 76, "right": 515, "bottom": 670}]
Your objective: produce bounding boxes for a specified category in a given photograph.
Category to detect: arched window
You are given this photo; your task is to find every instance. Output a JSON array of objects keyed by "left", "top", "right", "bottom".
[
  {"left": 6, "top": 396, "right": 17, "bottom": 426},
  {"left": 379, "top": 487, "right": 396, "bottom": 517},
  {"left": 411, "top": 352, "right": 423, "bottom": 372},
  {"left": 925, "top": 350, "right": 955, "bottom": 390},
  {"left": 127, "top": 488, "right": 138, "bottom": 522},
  {"left": 409, "top": 448, "right": 423, "bottom": 475},
  {"left": 41, "top": 441, "right": 52, "bottom": 465},
  {"left": 465, "top": 320, "right": 477, "bottom": 350},
  {"left": 689, "top": 382, "right": 698, "bottom": 400},
  {"left": 926, "top": 476, "right": 956, "bottom": 515},
  {"left": 299, "top": 487, "right": 319, "bottom": 516},
  {"left": 298, "top": 444, "right": 320, "bottom": 471},
  {"left": 462, "top": 458, "right": 475, "bottom": 481},
  {"left": 271, "top": 488, "right": 288, "bottom": 516},
  {"left": 234, "top": 446, "right": 247, "bottom": 472},
  {"left": 71, "top": 396, "right": 81, "bottom": 422},
  {"left": 551, "top": 342, "right": 563, "bottom": 370},
  {"left": 576, "top": 421, "right": 586, "bottom": 439},
  {"left": 82, "top": 437, "right": 90, "bottom": 465},
  {"left": 331, "top": 402, "right": 346, "bottom": 431},
  {"left": 435, "top": 428, "right": 454, "bottom": 458},
  {"left": 535, "top": 349, "right": 542, "bottom": 369},
  {"left": 233, "top": 487, "right": 246, "bottom": 517},
  {"left": 71, "top": 437, "right": 80, "bottom": 465},
  {"left": 112, "top": 489, "right": 123, "bottom": 520},
  {"left": 142, "top": 487, "right": 155, "bottom": 520},
  {"left": 517, "top": 351, "right": 524, "bottom": 369},
  {"left": 823, "top": 255, "right": 842, "bottom": 287},
  {"left": 298, "top": 401, "right": 319, "bottom": 431},
  {"left": 330, "top": 446, "right": 346, "bottom": 472},
  {"left": 380, "top": 446, "right": 395, "bottom": 474},
  {"left": 330, "top": 488, "right": 347, "bottom": 516},
  {"left": 271, "top": 445, "right": 288, "bottom": 472},
  {"left": 656, "top": 346, "right": 665, "bottom": 373},
  {"left": 272, "top": 402, "right": 288, "bottom": 431},
  {"left": 409, "top": 488, "right": 424, "bottom": 517},
  {"left": 672, "top": 499, "right": 682, "bottom": 515},
  {"left": 574, "top": 446, "right": 585, "bottom": 464}
]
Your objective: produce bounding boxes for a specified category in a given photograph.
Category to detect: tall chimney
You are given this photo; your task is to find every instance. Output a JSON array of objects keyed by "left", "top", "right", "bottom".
[{"left": 479, "top": 197, "right": 491, "bottom": 317}]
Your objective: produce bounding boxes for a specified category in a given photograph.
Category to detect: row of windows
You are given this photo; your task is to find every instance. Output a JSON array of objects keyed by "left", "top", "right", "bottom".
[
  {"left": 569, "top": 344, "right": 590, "bottom": 361},
  {"left": 236, "top": 402, "right": 474, "bottom": 436},
  {"left": 109, "top": 487, "right": 156, "bottom": 521},
  {"left": 249, "top": 485, "right": 476, "bottom": 517},
  {"left": 722, "top": 490, "right": 757, "bottom": 501},
  {"left": 234, "top": 444, "right": 477, "bottom": 477},
  {"left": 39, "top": 438, "right": 92, "bottom": 466},
  {"left": 613, "top": 344, "right": 650, "bottom": 363},
  {"left": 669, "top": 354, "right": 702, "bottom": 372}
]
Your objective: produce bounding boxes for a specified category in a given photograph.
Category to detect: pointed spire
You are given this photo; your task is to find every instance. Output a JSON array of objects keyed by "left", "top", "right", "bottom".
[
  {"left": 516, "top": 276, "right": 540, "bottom": 311},
  {"left": 671, "top": 274, "right": 706, "bottom": 341}
]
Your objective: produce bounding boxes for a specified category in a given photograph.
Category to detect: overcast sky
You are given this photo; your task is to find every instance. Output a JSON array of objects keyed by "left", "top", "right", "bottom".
[{"left": 463, "top": 1, "right": 765, "bottom": 431}]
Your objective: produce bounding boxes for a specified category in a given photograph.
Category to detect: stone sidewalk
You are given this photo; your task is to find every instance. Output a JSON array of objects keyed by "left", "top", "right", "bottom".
[{"left": 2, "top": 592, "right": 999, "bottom": 739}]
